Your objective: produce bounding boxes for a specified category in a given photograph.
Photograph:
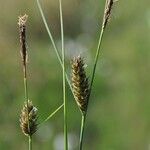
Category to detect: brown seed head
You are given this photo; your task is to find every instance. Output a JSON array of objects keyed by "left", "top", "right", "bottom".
[
  {"left": 103, "top": 0, "right": 114, "bottom": 29},
  {"left": 71, "top": 56, "right": 89, "bottom": 115},
  {"left": 18, "top": 14, "right": 28, "bottom": 66},
  {"left": 20, "top": 100, "right": 38, "bottom": 136}
]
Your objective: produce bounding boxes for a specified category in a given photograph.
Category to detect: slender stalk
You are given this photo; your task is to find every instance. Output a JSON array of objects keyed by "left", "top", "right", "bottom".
[
  {"left": 78, "top": 11, "right": 105, "bottom": 150},
  {"left": 23, "top": 64, "right": 31, "bottom": 150},
  {"left": 23, "top": 61, "right": 30, "bottom": 128},
  {"left": 36, "top": 0, "right": 62, "bottom": 65},
  {"left": 59, "top": 0, "right": 68, "bottom": 149},
  {"left": 23, "top": 66, "right": 29, "bottom": 105},
  {"left": 79, "top": 0, "right": 114, "bottom": 149},
  {"left": 88, "top": 0, "right": 112, "bottom": 106},
  {"left": 78, "top": 25, "right": 104, "bottom": 150},
  {"left": 79, "top": 115, "right": 86, "bottom": 150},
  {"left": 89, "top": 26, "right": 105, "bottom": 98},
  {"left": 39, "top": 103, "right": 64, "bottom": 126},
  {"left": 29, "top": 135, "right": 32, "bottom": 150}
]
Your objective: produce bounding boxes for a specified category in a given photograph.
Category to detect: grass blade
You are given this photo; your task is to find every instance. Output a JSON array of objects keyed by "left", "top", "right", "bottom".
[
  {"left": 79, "top": 115, "right": 86, "bottom": 150},
  {"left": 59, "top": 0, "right": 68, "bottom": 149},
  {"left": 39, "top": 104, "right": 64, "bottom": 126}
]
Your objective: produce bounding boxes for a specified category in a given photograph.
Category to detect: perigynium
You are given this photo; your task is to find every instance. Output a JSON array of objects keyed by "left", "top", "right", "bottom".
[
  {"left": 20, "top": 100, "right": 38, "bottom": 136},
  {"left": 71, "top": 56, "right": 89, "bottom": 115}
]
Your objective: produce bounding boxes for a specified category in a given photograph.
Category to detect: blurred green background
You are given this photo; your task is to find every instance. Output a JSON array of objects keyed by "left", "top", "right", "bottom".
[{"left": 0, "top": 0, "right": 150, "bottom": 149}]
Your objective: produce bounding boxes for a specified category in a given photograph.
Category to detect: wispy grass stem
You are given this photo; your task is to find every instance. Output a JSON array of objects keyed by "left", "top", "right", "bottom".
[
  {"left": 79, "top": 1, "right": 114, "bottom": 149},
  {"left": 59, "top": 0, "right": 68, "bottom": 149},
  {"left": 79, "top": 25, "right": 104, "bottom": 150},
  {"left": 39, "top": 103, "right": 64, "bottom": 126},
  {"left": 89, "top": 27, "right": 104, "bottom": 99},
  {"left": 29, "top": 136, "right": 32, "bottom": 150},
  {"left": 23, "top": 62, "right": 33, "bottom": 150},
  {"left": 79, "top": 115, "right": 86, "bottom": 150},
  {"left": 88, "top": 0, "right": 114, "bottom": 110}
]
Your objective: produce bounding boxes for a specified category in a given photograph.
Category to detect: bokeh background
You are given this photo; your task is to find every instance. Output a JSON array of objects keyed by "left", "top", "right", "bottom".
[{"left": 0, "top": 0, "right": 150, "bottom": 149}]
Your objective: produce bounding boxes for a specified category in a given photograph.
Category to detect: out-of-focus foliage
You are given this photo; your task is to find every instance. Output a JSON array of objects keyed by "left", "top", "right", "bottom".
[{"left": 0, "top": 0, "right": 150, "bottom": 149}]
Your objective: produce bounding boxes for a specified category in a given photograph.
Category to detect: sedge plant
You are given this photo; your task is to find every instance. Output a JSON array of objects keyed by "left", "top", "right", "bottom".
[
  {"left": 18, "top": 14, "right": 64, "bottom": 150},
  {"left": 18, "top": 14, "right": 38, "bottom": 150},
  {"left": 35, "top": 0, "right": 116, "bottom": 149}
]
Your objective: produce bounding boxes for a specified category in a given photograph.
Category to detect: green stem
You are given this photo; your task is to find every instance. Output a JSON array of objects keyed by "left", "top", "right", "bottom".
[
  {"left": 39, "top": 103, "right": 64, "bottom": 126},
  {"left": 79, "top": 1, "right": 108, "bottom": 149},
  {"left": 79, "top": 115, "right": 86, "bottom": 150},
  {"left": 36, "top": 0, "right": 62, "bottom": 65},
  {"left": 89, "top": 26, "right": 104, "bottom": 96},
  {"left": 88, "top": 0, "right": 108, "bottom": 104},
  {"left": 23, "top": 67, "right": 29, "bottom": 104},
  {"left": 59, "top": 0, "right": 68, "bottom": 149},
  {"left": 23, "top": 66, "right": 30, "bottom": 131},
  {"left": 29, "top": 136, "right": 32, "bottom": 150}
]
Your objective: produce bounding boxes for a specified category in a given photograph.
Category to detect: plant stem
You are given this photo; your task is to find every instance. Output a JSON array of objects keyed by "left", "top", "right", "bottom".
[
  {"left": 29, "top": 135, "right": 32, "bottom": 150},
  {"left": 39, "top": 103, "right": 64, "bottom": 126},
  {"left": 23, "top": 58, "right": 31, "bottom": 150},
  {"left": 88, "top": 0, "right": 113, "bottom": 105},
  {"left": 36, "top": 0, "right": 62, "bottom": 65},
  {"left": 89, "top": 26, "right": 104, "bottom": 97},
  {"left": 23, "top": 66, "right": 29, "bottom": 105},
  {"left": 78, "top": 28, "right": 104, "bottom": 149},
  {"left": 79, "top": 1, "right": 109, "bottom": 149},
  {"left": 79, "top": 115, "right": 86, "bottom": 150},
  {"left": 59, "top": 0, "right": 68, "bottom": 149},
  {"left": 78, "top": 17, "right": 105, "bottom": 150}
]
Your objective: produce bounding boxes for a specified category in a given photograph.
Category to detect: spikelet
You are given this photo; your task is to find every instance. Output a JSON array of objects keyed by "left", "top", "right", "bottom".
[
  {"left": 18, "top": 14, "right": 28, "bottom": 66},
  {"left": 20, "top": 100, "right": 38, "bottom": 136},
  {"left": 103, "top": 0, "right": 114, "bottom": 29},
  {"left": 71, "top": 56, "right": 89, "bottom": 115}
]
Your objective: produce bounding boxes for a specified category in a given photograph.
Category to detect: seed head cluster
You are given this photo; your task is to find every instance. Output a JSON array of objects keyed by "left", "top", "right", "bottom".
[
  {"left": 71, "top": 56, "right": 89, "bottom": 115},
  {"left": 103, "top": 0, "right": 114, "bottom": 29},
  {"left": 18, "top": 14, "right": 28, "bottom": 66},
  {"left": 20, "top": 100, "right": 38, "bottom": 136}
]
